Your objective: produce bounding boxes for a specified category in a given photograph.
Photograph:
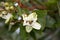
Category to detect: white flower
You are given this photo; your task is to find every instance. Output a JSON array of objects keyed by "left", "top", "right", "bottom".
[
  {"left": 14, "top": 3, "right": 18, "bottom": 7},
  {"left": 1, "top": 13, "right": 13, "bottom": 23},
  {"left": 22, "top": 12, "right": 41, "bottom": 33}
]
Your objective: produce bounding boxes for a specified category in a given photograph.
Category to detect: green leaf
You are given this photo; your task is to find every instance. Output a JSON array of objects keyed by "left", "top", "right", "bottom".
[
  {"left": 17, "top": 6, "right": 23, "bottom": 16},
  {"left": 20, "top": 24, "right": 28, "bottom": 40},
  {"left": 44, "top": 0, "right": 57, "bottom": 10},
  {"left": 22, "top": 9, "right": 30, "bottom": 14},
  {"left": 44, "top": 0, "right": 57, "bottom": 4},
  {"left": 9, "top": 23, "right": 19, "bottom": 33},
  {"left": 57, "top": 1, "right": 60, "bottom": 16},
  {"left": 55, "top": 14, "right": 60, "bottom": 27},
  {"left": 20, "top": 0, "right": 29, "bottom": 4},
  {"left": 46, "top": 15, "right": 55, "bottom": 28},
  {"left": 30, "top": 30, "right": 37, "bottom": 40}
]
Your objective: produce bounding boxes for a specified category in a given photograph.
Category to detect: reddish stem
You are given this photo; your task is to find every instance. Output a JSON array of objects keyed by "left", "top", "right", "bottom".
[{"left": 13, "top": 0, "right": 47, "bottom": 10}]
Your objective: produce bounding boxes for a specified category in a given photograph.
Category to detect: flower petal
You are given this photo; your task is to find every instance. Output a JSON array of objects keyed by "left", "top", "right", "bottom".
[
  {"left": 25, "top": 26, "right": 33, "bottom": 33},
  {"left": 0, "top": 14, "right": 2, "bottom": 17},
  {"left": 2, "top": 13, "right": 12, "bottom": 19},
  {"left": 22, "top": 14, "right": 27, "bottom": 20},
  {"left": 5, "top": 17, "right": 11, "bottom": 23},
  {"left": 28, "top": 12, "right": 37, "bottom": 21},
  {"left": 4, "top": 13, "right": 12, "bottom": 23},
  {"left": 32, "top": 22, "right": 41, "bottom": 30}
]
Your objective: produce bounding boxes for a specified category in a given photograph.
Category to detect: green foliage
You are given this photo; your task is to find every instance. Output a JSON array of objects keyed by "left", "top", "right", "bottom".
[
  {"left": 20, "top": 24, "right": 28, "bottom": 40},
  {"left": 0, "top": 0, "right": 60, "bottom": 40}
]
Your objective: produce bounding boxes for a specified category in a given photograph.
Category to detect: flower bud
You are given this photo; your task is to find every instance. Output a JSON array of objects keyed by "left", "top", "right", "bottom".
[
  {"left": 5, "top": 7, "right": 10, "bottom": 10},
  {"left": 18, "top": 16, "right": 22, "bottom": 20},
  {"left": 10, "top": 6, "right": 14, "bottom": 10},
  {"left": 5, "top": 2, "right": 9, "bottom": 6},
  {"left": 2, "top": 11, "right": 7, "bottom": 15},
  {"left": 14, "top": 3, "right": 18, "bottom": 7}
]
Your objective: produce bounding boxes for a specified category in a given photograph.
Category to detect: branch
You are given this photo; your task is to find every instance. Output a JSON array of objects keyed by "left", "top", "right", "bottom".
[{"left": 13, "top": 0, "right": 47, "bottom": 10}]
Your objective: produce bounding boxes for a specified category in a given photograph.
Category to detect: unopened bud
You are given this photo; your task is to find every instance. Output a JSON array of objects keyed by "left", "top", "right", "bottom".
[
  {"left": 5, "top": 2, "right": 9, "bottom": 6},
  {"left": 5, "top": 7, "right": 10, "bottom": 10},
  {"left": 2, "top": 11, "right": 7, "bottom": 15},
  {"left": 18, "top": 16, "right": 22, "bottom": 20},
  {"left": 14, "top": 3, "right": 18, "bottom": 7},
  {"left": 10, "top": 6, "right": 14, "bottom": 10}
]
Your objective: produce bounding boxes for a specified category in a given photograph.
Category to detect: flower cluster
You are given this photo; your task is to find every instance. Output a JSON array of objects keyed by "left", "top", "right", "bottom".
[
  {"left": 0, "top": 2, "right": 41, "bottom": 33},
  {"left": 0, "top": 2, "right": 18, "bottom": 23},
  {"left": 0, "top": 2, "right": 15, "bottom": 23}
]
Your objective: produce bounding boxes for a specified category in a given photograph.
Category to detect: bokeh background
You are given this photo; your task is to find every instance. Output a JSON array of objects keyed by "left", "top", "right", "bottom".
[{"left": 0, "top": 0, "right": 60, "bottom": 40}]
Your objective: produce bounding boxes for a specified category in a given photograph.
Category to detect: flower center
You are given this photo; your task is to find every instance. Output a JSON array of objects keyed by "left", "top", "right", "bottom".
[{"left": 26, "top": 20, "right": 33, "bottom": 25}]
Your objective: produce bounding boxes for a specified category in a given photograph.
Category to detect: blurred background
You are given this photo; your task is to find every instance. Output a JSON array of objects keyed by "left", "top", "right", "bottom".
[{"left": 0, "top": 0, "right": 60, "bottom": 40}]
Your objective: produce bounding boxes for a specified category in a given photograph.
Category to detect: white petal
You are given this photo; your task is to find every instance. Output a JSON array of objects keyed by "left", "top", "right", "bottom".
[
  {"left": 32, "top": 22, "right": 41, "bottom": 30},
  {"left": 22, "top": 14, "right": 27, "bottom": 20},
  {"left": 0, "top": 14, "right": 2, "bottom": 17},
  {"left": 2, "top": 13, "right": 12, "bottom": 19},
  {"left": 25, "top": 26, "right": 33, "bottom": 33},
  {"left": 5, "top": 17, "right": 11, "bottom": 23},
  {"left": 4, "top": 13, "right": 12, "bottom": 23},
  {"left": 28, "top": 12, "right": 37, "bottom": 21}
]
